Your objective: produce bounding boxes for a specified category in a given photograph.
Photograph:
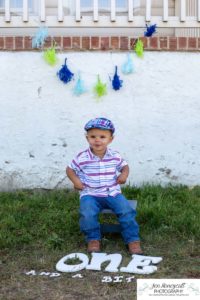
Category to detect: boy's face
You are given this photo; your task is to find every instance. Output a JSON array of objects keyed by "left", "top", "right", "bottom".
[{"left": 86, "top": 128, "right": 114, "bottom": 156}]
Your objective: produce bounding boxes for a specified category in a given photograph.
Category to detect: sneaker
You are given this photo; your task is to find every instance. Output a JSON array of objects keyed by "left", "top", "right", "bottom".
[
  {"left": 87, "top": 240, "right": 100, "bottom": 253},
  {"left": 128, "top": 241, "right": 143, "bottom": 255}
]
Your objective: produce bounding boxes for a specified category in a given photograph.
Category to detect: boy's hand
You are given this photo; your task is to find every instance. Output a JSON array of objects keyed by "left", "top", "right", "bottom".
[
  {"left": 66, "top": 167, "right": 85, "bottom": 190},
  {"left": 117, "top": 174, "right": 128, "bottom": 184},
  {"left": 74, "top": 180, "right": 85, "bottom": 191}
]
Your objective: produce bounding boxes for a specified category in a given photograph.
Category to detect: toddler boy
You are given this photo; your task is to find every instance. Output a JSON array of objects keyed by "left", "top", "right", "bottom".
[{"left": 66, "top": 117, "right": 142, "bottom": 254}]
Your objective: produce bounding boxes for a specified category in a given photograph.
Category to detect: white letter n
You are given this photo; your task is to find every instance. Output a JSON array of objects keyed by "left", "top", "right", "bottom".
[{"left": 86, "top": 253, "right": 122, "bottom": 272}]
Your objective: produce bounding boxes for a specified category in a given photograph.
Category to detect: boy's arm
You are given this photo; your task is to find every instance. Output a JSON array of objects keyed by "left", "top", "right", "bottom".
[
  {"left": 66, "top": 167, "right": 84, "bottom": 190},
  {"left": 117, "top": 165, "right": 129, "bottom": 184}
]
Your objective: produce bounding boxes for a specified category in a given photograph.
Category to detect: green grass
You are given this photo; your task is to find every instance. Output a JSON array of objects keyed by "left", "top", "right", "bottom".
[
  {"left": 1, "top": 185, "right": 199, "bottom": 251},
  {"left": 124, "top": 184, "right": 200, "bottom": 238},
  {"left": 0, "top": 189, "right": 81, "bottom": 251},
  {"left": 0, "top": 185, "right": 200, "bottom": 300}
]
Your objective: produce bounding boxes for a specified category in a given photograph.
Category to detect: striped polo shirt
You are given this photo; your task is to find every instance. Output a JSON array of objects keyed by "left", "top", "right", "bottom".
[{"left": 69, "top": 147, "right": 128, "bottom": 198}]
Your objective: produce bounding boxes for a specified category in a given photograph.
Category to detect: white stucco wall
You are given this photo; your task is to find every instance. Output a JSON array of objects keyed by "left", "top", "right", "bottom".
[{"left": 0, "top": 51, "right": 200, "bottom": 190}]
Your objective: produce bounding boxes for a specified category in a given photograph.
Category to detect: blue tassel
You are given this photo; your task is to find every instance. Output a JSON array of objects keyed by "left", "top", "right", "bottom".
[
  {"left": 73, "top": 73, "right": 87, "bottom": 96},
  {"left": 121, "top": 53, "right": 134, "bottom": 74},
  {"left": 57, "top": 58, "right": 74, "bottom": 84},
  {"left": 32, "top": 27, "right": 48, "bottom": 48},
  {"left": 144, "top": 24, "right": 157, "bottom": 37},
  {"left": 112, "top": 66, "right": 123, "bottom": 91}
]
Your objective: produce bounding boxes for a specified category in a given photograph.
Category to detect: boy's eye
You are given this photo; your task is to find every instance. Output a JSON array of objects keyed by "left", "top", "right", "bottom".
[{"left": 89, "top": 135, "right": 107, "bottom": 139}]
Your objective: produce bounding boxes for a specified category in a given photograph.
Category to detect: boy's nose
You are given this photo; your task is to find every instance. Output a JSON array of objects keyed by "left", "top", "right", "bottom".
[{"left": 95, "top": 138, "right": 101, "bottom": 143}]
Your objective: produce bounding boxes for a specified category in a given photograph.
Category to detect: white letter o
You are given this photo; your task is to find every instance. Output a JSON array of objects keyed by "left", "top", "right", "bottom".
[{"left": 56, "top": 253, "right": 89, "bottom": 273}]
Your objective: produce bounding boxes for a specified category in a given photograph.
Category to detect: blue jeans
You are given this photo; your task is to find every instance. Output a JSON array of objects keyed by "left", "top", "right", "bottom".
[{"left": 79, "top": 194, "right": 140, "bottom": 244}]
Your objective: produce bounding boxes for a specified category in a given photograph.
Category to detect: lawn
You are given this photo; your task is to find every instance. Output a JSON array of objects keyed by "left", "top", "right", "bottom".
[{"left": 0, "top": 185, "right": 200, "bottom": 300}]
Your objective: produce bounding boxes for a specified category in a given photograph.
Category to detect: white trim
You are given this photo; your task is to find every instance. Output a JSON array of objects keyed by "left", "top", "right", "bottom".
[
  {"left": 146, "top": 0, "right": 151, "bottom": 22},
  {"left": 198, "top": 0, "right": 200, "bottom": 22},
  {"left": 0, "top": 15, "right": 200, "bottom": 28},
  {"left": 40, "top": 0, "right": 45, "bottom": 22},
  {"left": 23, "top": 0, "right": 28, "bottom": 21},
  {"left": 93, "top": 0, "right": 98, "bottom": 22},
  {"left": 58, "top": 0, "right": 63, "bottom": 21},
  {"left": 0, "top": 0, "right": 200, "bottom": 34},
  {"left": 111, "top": 0, "right": 116, "bottom": 22},
  {"left": 76, "top": 0, "right": 81, "bottom": 21},
  {"left": 128, "top": 0, "right": 133, "bottom": 22},
  {"left": 163, "top": 0, "right": 168, "bottom": 22},
  {"left": 5, "top": 0, "right": 11, "bottom": 22},
  {"left": 180, "top": 0, "right": 186, "bottom": 22}
]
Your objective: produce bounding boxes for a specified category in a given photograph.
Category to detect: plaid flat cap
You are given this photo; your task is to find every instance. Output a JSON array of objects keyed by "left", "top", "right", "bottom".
[{"left": 84, "top": 117, "right": 115, "bottom": 133}]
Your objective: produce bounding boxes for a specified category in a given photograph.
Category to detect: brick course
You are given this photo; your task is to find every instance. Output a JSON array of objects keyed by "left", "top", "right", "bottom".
[
  {"left": 0, "top": 37, "right": 4, "bottom": 50},
  {"left": 44, "top": 37, "right": 52, "bottom": 49},
  {"left": 120, "top": 37, "right": 129, "bottom": 50},
  {"left": 0, "top": 36, "right": 199, "bottom": 52},
  {"left": 159, "top": 37, "right": 168, "bottom": 49},
  {"left": 63, "top": 37, "right": 72, "bottom": 49},
  {"left": 24, "top": 36, "right": 32, "bottom": 50},
  {"left": 169, "top": 37, "right": 178, "bottom": 51},
  {"left": 82, "top": 37, "right": 90, "bottom": 50},
  {"left": 188, "top": 37, "right": 197, "bottom": 50},
  {"left": 178, "top": 37, "right": 187, "bottom": 50},
  {"left": 15, "top": 37, "right": 24, "bottom": 50},
  {"left": 72, "top": 37, "right": 81, "bottom": 49},
  {"left": 149, "top": 37, "right": 159, "bottom": 49},
  {"left": 91, "top": 36, "right": 100, "bottom": 50},
  {"left": 53, "top": 37, "right": 62, "bottom": 49},
  {"left": 5, "top": 37, "right": 14, "bottom": 50},
  {"left": 100, "top": 37, "right": 110, "bottom": 51},
  {"left": 111, "top": 37, "right": 119, "bottom": 50}
]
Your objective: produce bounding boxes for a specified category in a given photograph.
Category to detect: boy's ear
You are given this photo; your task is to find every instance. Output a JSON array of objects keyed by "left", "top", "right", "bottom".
[{"left": 110, "top": 135, "right": 114, "bottom": 142}]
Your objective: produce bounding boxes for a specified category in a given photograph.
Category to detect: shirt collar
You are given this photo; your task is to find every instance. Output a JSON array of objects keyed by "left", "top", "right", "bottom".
[{"left": 87, "top": 147, "right": 112, "bottom": 160}]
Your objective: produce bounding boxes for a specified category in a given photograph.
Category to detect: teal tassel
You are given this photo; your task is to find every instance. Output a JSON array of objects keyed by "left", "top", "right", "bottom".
[
  {"left": 32, "top": 27, "right": 48, "bottom": 49},
  {"left": 121, "top": 54, "right": 134, "bottom": 74},
  {"left": 73, "top": 73, "right": 87, "bottom": 96}
]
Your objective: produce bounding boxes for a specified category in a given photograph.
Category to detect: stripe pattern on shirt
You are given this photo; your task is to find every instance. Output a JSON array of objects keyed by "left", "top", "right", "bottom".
[{"left": 69, "top": 148, "right": 128, "bottom": 197}]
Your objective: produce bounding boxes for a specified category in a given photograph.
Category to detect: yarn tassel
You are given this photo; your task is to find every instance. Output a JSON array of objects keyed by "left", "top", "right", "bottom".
[
  {"left": 134, "top": 39, "right": 144, "bottom": 58},
  {"left": 121, "top": 54, "right": 134, "bottom": 74},
  {"left": 32, "top": 27, "right": 48, "bottom": 49},
  {"left": 57, "top": 58, "right": 74, "bottom": 84},
  {"left": 94, "top": 75, "right": 107, "bottom": 98},
  {"left": 112, "top": 66, "right": 123, "bottom": 90},
  {"left": 43, "top": 45, "right": 58, "bottom": 66},
  {"left": 144, "top": 24, "right": 157, "bottom": 37},
  {"left": 73, "top": 73, "right": 87, "bottom": 96}
]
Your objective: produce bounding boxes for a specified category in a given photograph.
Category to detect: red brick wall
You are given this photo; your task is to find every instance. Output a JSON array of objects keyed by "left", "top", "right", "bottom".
[{"left": 0, "top": 36, "right": 200, "bottom": 51}]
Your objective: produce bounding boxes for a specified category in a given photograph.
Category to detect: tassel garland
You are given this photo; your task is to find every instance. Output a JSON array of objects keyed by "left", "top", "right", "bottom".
[
  {"left": 73, "top": 73, "right": 87, "bottom": 96},
  {"left": 43, "top": 46, "right": 58, "bottom": 66},
  {"left": 112, "top": 66, "right": 123, "bottom": 90},
  {"left": 121, "top": 54, "right": 134, "bottom": 74},
  {"left": 144, "top": 24, "right": 157, "bottom": 37},
  {"left": 94, "top": 75, "right": 107, "bottom": 98},
  {"left": 57, "top": 58, "right": 74, "bottom": 84},
  {"left": 134, "top": 39, "right": 144, "bottom": 58},
  {"left": 32, "top": 27, "right": 48, "bottom": 49}
]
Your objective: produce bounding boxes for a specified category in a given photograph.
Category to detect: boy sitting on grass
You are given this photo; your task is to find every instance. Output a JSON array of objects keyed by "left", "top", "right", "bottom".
[{"left": 66, "top": 117, "right": 143, "bottom": 254}]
